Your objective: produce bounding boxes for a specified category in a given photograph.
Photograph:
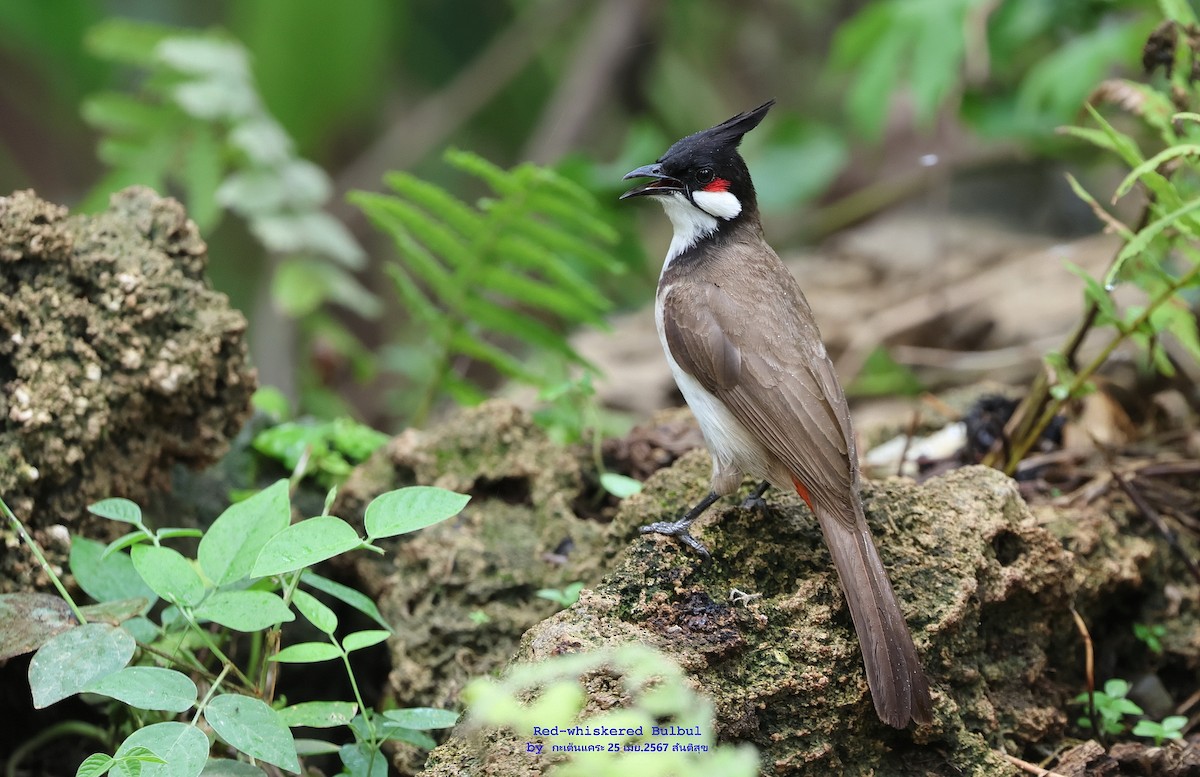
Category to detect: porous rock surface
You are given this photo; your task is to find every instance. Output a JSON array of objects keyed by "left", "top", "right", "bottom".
[
  {"left": 420, "top": 453, "right": 1082, "bottom": 776},
  {"left": 0, "top": 188, "right": 254, "bottom": 584}
]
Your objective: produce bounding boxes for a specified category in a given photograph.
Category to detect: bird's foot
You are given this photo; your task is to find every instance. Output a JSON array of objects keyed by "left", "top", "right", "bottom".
[
  {"left": 739, "top": 481, "right": 771, "bottom": 511},
  {"left": 740, "top": 494, "right": 768, "bottom": 511},
  {"left": 639, "top": 519, "right": 711, "bottom": 559}
]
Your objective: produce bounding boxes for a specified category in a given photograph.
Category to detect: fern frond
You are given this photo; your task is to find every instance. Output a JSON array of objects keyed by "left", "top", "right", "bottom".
[
  {"left": 383, "top": 172, "right": 483, "bottom": 239},
  {"left": 448, "top": 330, "right": 541, "bottom": 384},
  {"left": 353, "top": 148, "right": 619, "bottom": 423},
  {"left": 495, "top": 235, "right": 612, "bottom": 313}
]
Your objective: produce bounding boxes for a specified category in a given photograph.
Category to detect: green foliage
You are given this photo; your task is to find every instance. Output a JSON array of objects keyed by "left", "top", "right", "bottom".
[
  {"left": 82, "top": 19, "right": 377, "bottom": 414},
  {"left": 536, "top": 582, "right": 585, "bottom": 608},
  {"left": 1051, "top": 23, "right": 1200, "bottom": 380},
  {"left": 1132, "top": 714, "right": 1187, "bottom": 745},
  {"left": 998, "top": 7, "right": 1200, "bottom": 471},
  {"left": 252, "top": 418, "right": 389, "bottom": 487},
  {"left": 462, "top": 645, "right": 758, "bottom": 776},
  {"left": 832, "top": 0, "right": 1157, "bottom": 141},
  {"left": 350, "top": 149, "right": 621, "bottom": 424},
  {"left": 0, "top": 481, "right": 469, "bottom": 776},
  {"left": 1133, "top": 622, "right": 1166, "bottom": 654},
  {"left": 846, "top": 346, "right": 925, "bottom": 398},
  {"left": 831, "top": 0, "right": 979, "bottom": 140},
  {"left": 1073, "top": 678, "right": 1145, "bottom": 734}
]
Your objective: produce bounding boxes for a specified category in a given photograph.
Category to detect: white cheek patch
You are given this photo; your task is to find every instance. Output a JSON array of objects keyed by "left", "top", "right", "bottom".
[
  {"left": 691, "top": 189, "right": 742, "bottom": 220},
  {"left": 659, "top": 192, "right": 719, "bottom": 266}
]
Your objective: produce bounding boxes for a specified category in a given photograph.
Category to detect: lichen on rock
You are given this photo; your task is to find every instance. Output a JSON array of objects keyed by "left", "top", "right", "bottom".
[{"left": 0, "top": 187, "right": 255, "bottom": 579}]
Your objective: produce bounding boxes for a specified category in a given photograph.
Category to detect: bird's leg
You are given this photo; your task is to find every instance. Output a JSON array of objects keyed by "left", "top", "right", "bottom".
[
  {"left": 640, "top": 490, "right": 722, "bottom": 559},
  {"left": 740, "top": 480, "right": 771, "bottom": 511}
]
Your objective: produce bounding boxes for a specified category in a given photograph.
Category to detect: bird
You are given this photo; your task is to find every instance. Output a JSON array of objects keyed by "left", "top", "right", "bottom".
[{"left": 619, "top": 99, "right": 934, "bottom": 728}]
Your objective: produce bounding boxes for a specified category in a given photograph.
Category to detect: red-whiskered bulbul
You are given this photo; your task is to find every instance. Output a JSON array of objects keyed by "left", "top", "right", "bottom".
[{"left": 620, "top": 100, "right": 934, "bottom": 728}]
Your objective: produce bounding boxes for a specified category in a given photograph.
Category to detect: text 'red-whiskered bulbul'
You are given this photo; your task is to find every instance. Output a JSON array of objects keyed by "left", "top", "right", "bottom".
[{"left": 620, "top": 100, "right": 934, "bottom": 728}]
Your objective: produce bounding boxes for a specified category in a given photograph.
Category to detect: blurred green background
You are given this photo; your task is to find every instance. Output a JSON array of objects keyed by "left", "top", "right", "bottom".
[{"left": 0, "top": 0, "right": 1165, "bottom": 427}]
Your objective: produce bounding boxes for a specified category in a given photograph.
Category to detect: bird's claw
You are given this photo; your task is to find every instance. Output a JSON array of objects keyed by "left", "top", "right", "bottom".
[
  {"left": 639, "top": 519, "right": 711, "bottom": 559},
  {"left": 739, "top": 494, "right": 768, "bottom": 511}
]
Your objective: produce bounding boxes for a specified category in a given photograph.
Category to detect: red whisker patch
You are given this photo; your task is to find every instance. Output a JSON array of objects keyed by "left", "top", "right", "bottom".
[{"left": 704, "top": 178, "right": 730, "bottom": 192}]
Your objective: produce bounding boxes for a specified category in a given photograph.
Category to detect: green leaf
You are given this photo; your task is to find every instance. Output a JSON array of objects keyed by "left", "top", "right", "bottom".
[
  {"left": 78, "top": 597, "right": 147, "bottom": 625},
  {"left": 1064, "top": 262, "right": 1119, "bottom": 326},
  {"left": 204, "top": 694, "right": 299, "bottom": 773},
  {"left": 81, "top": 93, "right": 167, "bottom": 136},
  {"left": 71, "top": 537, "right": 157, "bottom": 606},
  {"left": 198, "top": 760, "right": 270, "bottom": 776},
  {"left": 1109, "top": 197, "right": 1200, "bottom": 288},
  {"left": 1151, "top": 301, "right": 1200, "bottom": 364},
  {"left": 341, "top": 630, "right": 390, "bottom": 652},
  {"left": 292, "top": 739, "right": 341, "bottom": 756},
  {"left": 383, "top": 172, "right": 482, "bottom": 236},
  {"left": 195, "top": 591, "right": 295, "bottom": 632},
  {"left": 251, "top": 386, "right": 291, "bottom": 421},
  {"left": 199, "top": 479, "right": 292, "bottom": 586},
  {"left": 76, "top": 753, "right": 115, "bottom": 777},
  {"left": 271, "top": 641, "right": 343, "bottom": 663},
  {"left": 279, "top": 701, "right": 357, "bottom": 729},
  {"left": 339, "top": 743, "right": 388, "bottom": 777},
  {"left": 0, "top": 592, "right": 79, "bottom": 661},
  {"left": 88, "top": 498, "right": 143, "bottom": 525},
  {"left": 600, "top": 472, "right": 642, "bottom": 499},
  {"left": 448, "top": 329, "right": 544, "bottom": 384},
  {"left": 299, "top": 571, "right": 391, "bottom": 631},
  {"left": 101, "top": 531, "right": 152, "bottom": 559},
  {"left": 1115, "top": 143, "right": 1200, "bottom": 201},
  {"left": 114, "top": 722, "right": 208, "bottom": 777},
  {"left": 381, "top": 707, "right": 459, "bottom": 730},
  {"left": 291, "top": 589, "right": 338, "bottom": 635},
  {"left": 85, "top": 19, "right": 179, "bottom": 67},
  {"left": 83, "top": 667, "right": 198, "bottom": 712},
  {"left": 131, "top": 545, "right": 207, "bottom": 607},
  {"left": 29, "top": 623, "right": 135, "bottom": 707},
  {"left": 377, "top": 725, "right": 436, "bottom": 749},
  {"left": 1103, "top": 678, "right": 1130, "bottom": 697},
  {"left": 250, "top": 515, "right": 362, "bottom": 578},
  {"left": 364, "top": 486, "right": 470, "bottom": 540}
]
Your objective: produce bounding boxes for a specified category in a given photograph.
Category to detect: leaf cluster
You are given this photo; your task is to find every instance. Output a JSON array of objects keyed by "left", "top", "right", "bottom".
[
  {"left": 1073, "top": 677, "right": 1187, "bottom": 746},
  {"left": 2, "top": 481, "right": 470, "bottom": 777},
  {"left": 350, "top": 149, "right": 621, "bottom": 424},
  {"left": 1074, "top": 678, "right": 1145, "bottom": 734},
  {"left": 249, "top": 389, "right": 389, "bottom": 487},
  {"left": 82, "top": 19, "right": 377, "bottom": 414},
  {"left": 831, "top": 0, "right": 1156, "bottom": 141}
]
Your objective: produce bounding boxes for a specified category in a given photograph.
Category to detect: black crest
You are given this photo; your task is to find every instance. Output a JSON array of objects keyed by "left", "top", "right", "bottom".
[{"left": 665, "top": 99, "right": 775, "bottom": 158}]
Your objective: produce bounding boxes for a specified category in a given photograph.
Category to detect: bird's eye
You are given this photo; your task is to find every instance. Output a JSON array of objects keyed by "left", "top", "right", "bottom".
[{"left": 696, "top": 167, "right": 715, "bottom": 185}]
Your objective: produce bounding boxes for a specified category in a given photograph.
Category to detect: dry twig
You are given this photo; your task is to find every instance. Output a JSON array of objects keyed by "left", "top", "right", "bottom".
[{"left": 999, "top": 752, "right": 1071, "bottom": 777}]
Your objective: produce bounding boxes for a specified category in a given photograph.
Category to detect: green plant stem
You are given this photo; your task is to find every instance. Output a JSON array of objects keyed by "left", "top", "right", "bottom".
[
  {"left": 1004, "top": 260, "right": 1200, "bottom": 472},
  {"left": 986, "top": 301, "right": 1096, "bottom": 472},
  {"left": 262, "top": 572, "right": 305, "bottom": 702},
  {"left": 192, "top": 663, "right": 233, "bottom": 725},
  {"left": 0, "top": 496, "right": 87, "bottom": 625},
  {"left": 338, "top": 637, "right": 385, "bottom": 777},
  {"left": 5, "top": 720, "right": 110, "bottom": 777},
  {"left": 178, "top": 608, "right": 256, "bottom": 691},
  {"left": 136, "top": 640, "right": 220, "bottom": 685}
]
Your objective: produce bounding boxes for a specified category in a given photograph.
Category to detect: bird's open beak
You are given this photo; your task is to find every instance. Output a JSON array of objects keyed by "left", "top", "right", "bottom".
[{"left": 619, "top": 163, "right": 683, "bottom": 199}]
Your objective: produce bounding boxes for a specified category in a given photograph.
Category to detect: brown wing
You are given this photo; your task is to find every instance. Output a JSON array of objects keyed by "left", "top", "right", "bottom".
[{"left": 661, "top": 268, "right": 857, "bottom": 526}]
